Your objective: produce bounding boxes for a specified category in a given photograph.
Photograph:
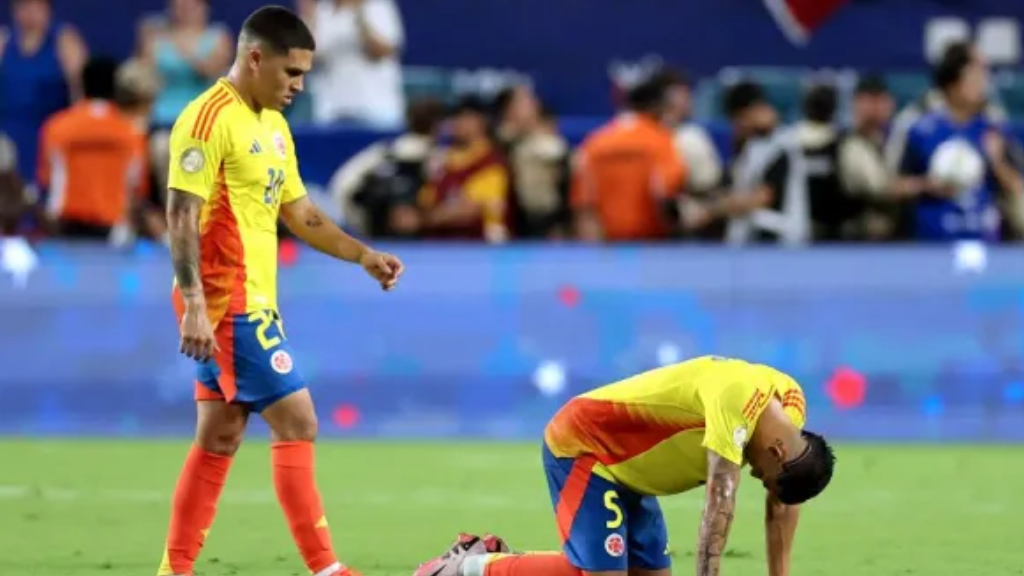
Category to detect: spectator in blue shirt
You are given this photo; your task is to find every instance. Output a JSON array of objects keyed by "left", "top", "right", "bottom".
[{"left": 897, "top": 42, "right": 1024, "bottom": 242}]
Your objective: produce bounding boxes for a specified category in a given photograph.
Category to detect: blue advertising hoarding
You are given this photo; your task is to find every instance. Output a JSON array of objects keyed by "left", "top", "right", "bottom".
[{"left": 1, "top": 242, "right": 1023, "bottom": 441}]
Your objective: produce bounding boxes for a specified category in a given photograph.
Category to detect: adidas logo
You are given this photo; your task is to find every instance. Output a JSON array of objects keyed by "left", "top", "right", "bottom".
[{"left": 250, "top": 140, "right": 263, "bottom": 154}]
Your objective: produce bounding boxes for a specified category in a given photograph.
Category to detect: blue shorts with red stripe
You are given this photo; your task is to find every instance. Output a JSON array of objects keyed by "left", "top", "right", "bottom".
[
  {"left": 542, "top": 442, "right": 671, "bottom": 572},
  {"left": 193, "top": 310, "right": 306, "bottom": 412}
]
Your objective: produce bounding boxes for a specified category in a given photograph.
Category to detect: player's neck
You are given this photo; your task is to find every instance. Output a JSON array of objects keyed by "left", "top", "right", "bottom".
[{"left": 225, "top": 68, "right": 263, "bottom": 113}]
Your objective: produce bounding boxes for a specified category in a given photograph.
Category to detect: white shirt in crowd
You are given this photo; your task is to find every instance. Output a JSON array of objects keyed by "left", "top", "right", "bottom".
[{"left": 310, "top": 0, "right": 406, "bottom": 128}]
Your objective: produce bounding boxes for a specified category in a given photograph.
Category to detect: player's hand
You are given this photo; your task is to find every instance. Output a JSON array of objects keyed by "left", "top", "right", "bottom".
[
  {"left": 984, "top": 130, "right": 1006, "bottom": 163},
  {"left": 179, "top": 303, "right": 218, "bottom": 361},
  {"left": 360, "top": 249, "right": 404, "bottom": 291}
]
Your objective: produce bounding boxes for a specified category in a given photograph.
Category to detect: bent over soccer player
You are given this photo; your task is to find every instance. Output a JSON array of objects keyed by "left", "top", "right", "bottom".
[
  {"left": 157, "top": 7, "right": 403, "bottom": 576},
  {"left": 415, "top": 355, "right": 836, "bottom": 576}
]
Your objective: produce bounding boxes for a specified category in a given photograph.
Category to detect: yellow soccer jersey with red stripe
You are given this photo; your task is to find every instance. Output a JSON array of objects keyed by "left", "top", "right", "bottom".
[
  {"left": 544, "top": 355, "right": 807, "bottom": 496},
  {"left": 167, "top": 79, "right": 306, "bottom": 325}
]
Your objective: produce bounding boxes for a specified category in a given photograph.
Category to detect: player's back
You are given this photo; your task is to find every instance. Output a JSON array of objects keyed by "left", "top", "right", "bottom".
[
  {"left": 168, "top": 79, "right": 306, "bottom": 325},
  {"left": 571, "top": 114, "right": 684, "bottom": 240},
  {"left": 544, "top": 356, "right": 805, "bottom": 496}
]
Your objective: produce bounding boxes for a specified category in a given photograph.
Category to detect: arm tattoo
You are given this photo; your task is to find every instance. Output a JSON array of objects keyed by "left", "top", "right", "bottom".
[
  {"left": 166, "top": 188, "right": 205, "bottom": 295},
  {"left": 697, "top": 454, "right": 740, "bottom": 576},
  {"left": 304, "top": 211, "right": 324, "bottom": 228}
]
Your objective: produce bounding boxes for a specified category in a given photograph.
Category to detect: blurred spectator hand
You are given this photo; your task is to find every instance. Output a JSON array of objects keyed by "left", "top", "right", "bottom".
[{"left": 983, "top": 130, "right": 1007, "bottom": 163}]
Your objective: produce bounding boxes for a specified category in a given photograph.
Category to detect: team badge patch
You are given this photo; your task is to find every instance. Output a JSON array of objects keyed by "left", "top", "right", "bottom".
[
  {"left": 273, "top": 132, "right": 287, "bottom": 158},
  {"left": 604, "top": 533, "right": 625, "bottom": 557},
  {"left": 270, "top": 350, "right": 293, "bottom": 374},
  {"left": 179, "top": 147, "right": 205, "bottom": 173}
]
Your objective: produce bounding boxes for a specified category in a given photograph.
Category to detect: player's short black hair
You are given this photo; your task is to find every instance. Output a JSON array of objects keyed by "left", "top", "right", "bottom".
[
  {"left": 722, "top": 80, "right": 767, "bottom": 118},
  {"left": 82, "top": 57, "right": 118, "bottom": 101},
  {"left": 802, "top": 84, "right": 837, "bottom": 123},
  {"left": 855, "top": 73, "right": 889, "bottom": 96},
  {"left": 933, "top": 41, "right": 974, "bottom": 91},
  {"left": 241, "top": 5, "right": 316, "bottom": 54},
  {"left": 405, "top": 98, "right": 446, "bottom": 136},
  {"left": 626, "top": 68, "right": 687, "bottom": 112},
  {"left": 775, "top": 430, "right": 836, "bottom": 505}
]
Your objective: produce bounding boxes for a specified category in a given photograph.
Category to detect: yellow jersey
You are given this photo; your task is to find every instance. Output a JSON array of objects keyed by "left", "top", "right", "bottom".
[
  {"left": 167, "top": 79, "right": 306, "bottom": 324},
  {"left": 544, "top": 356, "right": 807, "bottom": 496}
]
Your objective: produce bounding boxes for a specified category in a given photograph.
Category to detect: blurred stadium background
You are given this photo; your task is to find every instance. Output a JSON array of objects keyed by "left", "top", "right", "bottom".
[{"left": 1, "top": 1, "right": 1024, "bottom": 574}]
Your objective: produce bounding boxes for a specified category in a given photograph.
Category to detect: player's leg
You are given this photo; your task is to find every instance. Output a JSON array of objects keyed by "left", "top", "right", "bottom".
[
  {"left": 624, "top": 495, "right": 671, "bottom": 576},
  {"left": 261, "top": 389, "right": 352, "bottom": 576},
  {"left": 462, "top": 444, "right": 629, "bottom": 576},
  {"left": 158, "top": 395, "right": 250, "bottom": 576}
]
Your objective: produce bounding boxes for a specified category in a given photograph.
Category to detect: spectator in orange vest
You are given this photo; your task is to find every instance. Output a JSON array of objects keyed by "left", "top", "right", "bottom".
[
  {"left": 38, "top": 57, "right": 148, "bottom": 241},
  {"left": 572, "top": 70, "right": 688, "bottom": 242}
]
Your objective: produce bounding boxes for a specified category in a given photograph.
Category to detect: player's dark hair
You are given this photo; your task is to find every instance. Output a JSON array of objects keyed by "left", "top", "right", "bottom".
[
  {"left": 774, "top": 430, "right": 836, "bottom": 505},
  {"left": 626, "top": 68, "right": 686, "bottom": 113},
  {"left": 933, "top": 41, "right": 974, "bottom": 91},
  {"left": 722, "top": 80, "right": 767, "bottom": 118},
  {"left": 802, "top": 84, "right": 837, "bottom": 124},
  {"left": 405, "top": 98, "right": 446, "bottom": 136},
  {"left": 241, "top": 5, "right": 316, "bottom": 54},
  {"left": 82, "top": 57, "right": 119, "bottom": 101},
  {"left": 855, "top": 74, "right": 889, "bottom": 96}
]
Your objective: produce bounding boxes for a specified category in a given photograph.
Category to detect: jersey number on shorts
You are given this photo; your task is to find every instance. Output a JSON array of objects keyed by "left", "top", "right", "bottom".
[
  {"left": 249, "top": 310, "right": 284, "bottom": 350},
  {"left": 264, "top": 168, "right": 285, "bottom": 205},
  {"left": 603, "top": 490, "right": 623, "bottom": 529}
]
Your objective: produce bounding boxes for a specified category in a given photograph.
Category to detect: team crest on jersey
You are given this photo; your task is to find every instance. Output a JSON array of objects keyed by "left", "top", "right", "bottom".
[
  {"left": 604, "top": 534, "right": 625, "bottom": 557},
  {"left": 179, "top": 147, "right": 205, "bottom": 173},
  {"left": 273, "top": 132, "right": 287, "bottom": 158},
  {"left": 270, "top": 350, "right": 293, "bottom": 374}
]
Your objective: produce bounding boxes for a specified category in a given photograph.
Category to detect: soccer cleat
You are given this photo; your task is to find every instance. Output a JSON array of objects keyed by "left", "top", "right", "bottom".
[{"left": 411, "top": 533, "right": 512, "bottom": 576}]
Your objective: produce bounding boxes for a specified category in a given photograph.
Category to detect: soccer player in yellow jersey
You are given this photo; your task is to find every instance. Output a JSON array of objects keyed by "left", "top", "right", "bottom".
[
  {"left": 415, "top": 356, "right": 836, "bottom": 576},
  {"left": 157, "top": 7, "right": 403, "bottom": 576}
]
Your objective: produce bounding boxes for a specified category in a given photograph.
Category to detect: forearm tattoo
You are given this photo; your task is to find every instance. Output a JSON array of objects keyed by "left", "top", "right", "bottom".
[
  {"left": 304, "top": 210, "right": 324, "bottom": 228},
  {"left": 166, "top": 189, "right": 204, "bottom": 294},
  {"left": 697, "top": 456, "right": 740, "bottom": 576}
]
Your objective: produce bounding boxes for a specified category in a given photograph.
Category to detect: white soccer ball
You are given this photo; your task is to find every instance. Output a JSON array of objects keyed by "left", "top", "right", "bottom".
[{"left": 928, "top": 138, "right": 986, "bottom": 192}]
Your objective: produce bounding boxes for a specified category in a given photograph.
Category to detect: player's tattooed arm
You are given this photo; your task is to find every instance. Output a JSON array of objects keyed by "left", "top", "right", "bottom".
[
  {"left": 280, "top": 195, "right": 368, "bottom": 263},
  {"left": 696, "top": 452, "right": 741, "bottom": 576},
  {"left": 166, "top": 188, "right": 205, "bottom": 301},
  {"left": 765, "top": 495, "right": 800, "bottom": 576}
]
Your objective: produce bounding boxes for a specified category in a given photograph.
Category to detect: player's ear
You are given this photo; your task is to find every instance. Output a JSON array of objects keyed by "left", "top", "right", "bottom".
[
  {"left": 246, "top": 46, "right": 262, "bottom": 72},
  {"left": 767, "top": 440, "right": 786, "bottom": 463}
]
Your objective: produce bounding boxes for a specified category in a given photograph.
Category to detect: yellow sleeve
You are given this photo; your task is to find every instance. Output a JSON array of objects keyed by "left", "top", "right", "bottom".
[
  {"left": 464, "top": 164, "right": 508, "bottom": 224},
  {"left": 699, "top": 374, "right": 773, "bottom": 465},
  {"left": 277, "top": 115, "right": 307, "bottom": 204},
  {"left": 167, "top": 101, "right": 229, "bottom": 201}
]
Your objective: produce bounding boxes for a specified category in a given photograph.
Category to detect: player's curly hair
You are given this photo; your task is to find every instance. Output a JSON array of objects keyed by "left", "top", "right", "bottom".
[{"left": 775, "top": 430, "right": 836, "bottom": 505}]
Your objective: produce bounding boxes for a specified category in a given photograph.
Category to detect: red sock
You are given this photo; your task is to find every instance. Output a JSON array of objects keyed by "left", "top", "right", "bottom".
[
  {"left": 483, "top": 553, "right": 583, "bottom": 576},
  {"left": 158, "top": 445, "right": 233, "bottom": 576},
  {"left": 272, "top": 441, "right": 341, "bottom": 575}
]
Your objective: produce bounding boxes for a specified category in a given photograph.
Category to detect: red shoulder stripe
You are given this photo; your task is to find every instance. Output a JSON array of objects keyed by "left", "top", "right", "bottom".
[{"left": 190, "top": 89, "right": 231, "bottom": 141}]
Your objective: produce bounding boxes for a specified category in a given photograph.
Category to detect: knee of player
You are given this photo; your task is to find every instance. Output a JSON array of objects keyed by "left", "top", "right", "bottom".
[{"left": 196, "top": 429, "right": 245, "bottom": 456}]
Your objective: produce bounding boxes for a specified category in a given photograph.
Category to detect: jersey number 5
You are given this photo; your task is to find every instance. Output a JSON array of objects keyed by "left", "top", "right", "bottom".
[
  {"left": 603, "top": 490, "right": 624, "bottom": 529},
  {"left": 264, "top": 168, "right": 285, "bottom": 205}
]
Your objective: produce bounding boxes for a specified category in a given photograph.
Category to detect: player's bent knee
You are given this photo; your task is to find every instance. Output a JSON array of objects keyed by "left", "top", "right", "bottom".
[{"left": 195, "top": 400, "right": 249, "bottom": 455}]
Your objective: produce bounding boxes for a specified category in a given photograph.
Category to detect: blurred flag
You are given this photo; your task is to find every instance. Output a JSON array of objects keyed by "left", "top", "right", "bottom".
[{"left": 764, "top": 0, "right": 853, "bottom": 45}]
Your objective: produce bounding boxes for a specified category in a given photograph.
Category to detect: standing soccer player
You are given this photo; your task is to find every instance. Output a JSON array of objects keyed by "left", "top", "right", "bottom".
[{"left": 157, "top": 6, "right": 403, "bottom": 576}]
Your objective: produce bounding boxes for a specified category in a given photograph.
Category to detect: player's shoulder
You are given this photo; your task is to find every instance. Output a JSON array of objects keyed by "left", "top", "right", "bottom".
[{"left": 172, "top": 81, "right": 245, "bottom": 141}]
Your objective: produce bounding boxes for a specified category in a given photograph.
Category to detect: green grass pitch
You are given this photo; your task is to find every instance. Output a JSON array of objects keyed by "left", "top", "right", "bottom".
[{"left": 0, "top": 440, "right": 1021, "bottom": 576}]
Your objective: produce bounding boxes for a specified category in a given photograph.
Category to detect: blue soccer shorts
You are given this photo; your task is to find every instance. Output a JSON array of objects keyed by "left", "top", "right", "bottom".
[
  {"left": 193, "top": 310, "right": 306, "bottom": 412},
  {"left": 542, "top": 442, "right": 671, "bottom": 572}
]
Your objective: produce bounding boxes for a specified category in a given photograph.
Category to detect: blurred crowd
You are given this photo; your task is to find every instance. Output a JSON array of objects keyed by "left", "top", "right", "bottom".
[{"left": 1, "top": 0, "right": 1022, "bottom": 245}]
